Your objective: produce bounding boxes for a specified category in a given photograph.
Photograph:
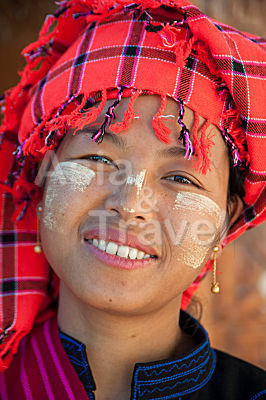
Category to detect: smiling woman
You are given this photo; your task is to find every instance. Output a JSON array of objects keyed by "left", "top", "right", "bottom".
[
  {"left": 0, "top": 1, "right": 265, "bottom": 399},
  {"left": 39, "top": 96, "right": 232, "bottom": 319}
]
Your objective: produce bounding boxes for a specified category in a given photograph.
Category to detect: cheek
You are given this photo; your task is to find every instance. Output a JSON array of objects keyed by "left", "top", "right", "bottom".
[
  {"left": 42, "top": 161, "right": 96, "bottom": 233},
  {"left": 163, "top": 191, "right": 223, "bottom": 269}
]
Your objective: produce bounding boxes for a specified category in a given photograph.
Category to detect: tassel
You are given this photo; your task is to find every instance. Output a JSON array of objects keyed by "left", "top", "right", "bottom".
[
  {"left": 192, "top": 111, "right": 203, "bottom": 172},
  {"left": 159, "top": 24, "right": 180, "bottom": 48},
  {"left": 220, "top": 127, "right": 242, "bottom": 167},
  {"left": 91, "top": 86, "right": 124, "bottom": 143},
  {"left": 11, "top": 201, "right": 29, "bottom": 222},
  {"left": 43, "top": 95, "right": 76, "bottom": 134},
  {"left": 53, "top": 3, "right": 69, "bottom": 19},
  {"left": 152, "top": 95, "right": 172, "bottom": 144},
  {"left": 159, "top": 24, "right": 196, "bottom": 67},
  {"left": 177, "top": 99, "right": 193, "bottom": 159},
  {"left": 73, "top": 89, "right": 107, "bottom": 134},
  {"left": 109, "top": 89, "right": 142, "bottom": 134},
  {"left": 39, "top": 14, "right": 56, "bottom": 36},
  {"left": 183, "top": 36, "right": 196, "bottom": 61},
  {"left": 195, "top": 41, "right": 219, "bottom": 77},
  {"left": 199, "top": 120, "right": 215, "bottom": 174},
  {"left": 220, "top": 104, "right": 247, "bottom": 169},
  {"left": 22, "top": 113, "right": 52, "bottom": 156},
  {"left": 23, "top": 37, "right": 52, "bottom": 62},
  {"left": 73, "top": 11, "right": 93, "bottom": 19},
  {"left": 44, "top": 130, "right": 57, "bottom": 147}
]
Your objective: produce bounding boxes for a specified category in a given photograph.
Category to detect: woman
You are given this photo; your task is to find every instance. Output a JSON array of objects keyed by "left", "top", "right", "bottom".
[{"left": 0, "top": 0, "right": 265, "bottom": 399}]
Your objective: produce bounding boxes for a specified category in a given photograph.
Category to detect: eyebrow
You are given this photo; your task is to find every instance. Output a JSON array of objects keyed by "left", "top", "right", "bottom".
[{"left": 87, "top": 130, "right": 191, "bottom": 160}]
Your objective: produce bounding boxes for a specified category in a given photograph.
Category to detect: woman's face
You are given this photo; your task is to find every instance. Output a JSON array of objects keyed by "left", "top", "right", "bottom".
[{"left": 39, "top": 95, "right": 231, "bottom": 315}]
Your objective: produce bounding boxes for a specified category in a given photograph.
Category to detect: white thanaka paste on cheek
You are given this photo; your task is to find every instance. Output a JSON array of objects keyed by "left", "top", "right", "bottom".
[
  {"left": 173, "top": 191, "right": 223, "bottom": 269},
  {"left": 126, "top": 170, "right": 147, "bottom": 196},
  {"left": 42, "top": 161, "right": 95, "bottom": 232},
  {"left": 174, "top": 192, "right": 222, "bottom": 228}
]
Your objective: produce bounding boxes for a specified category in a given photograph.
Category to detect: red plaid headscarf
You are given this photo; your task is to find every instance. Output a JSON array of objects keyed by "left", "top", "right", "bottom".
[{"left": 0, "top": 0, "right": 265, "bottom": 371}]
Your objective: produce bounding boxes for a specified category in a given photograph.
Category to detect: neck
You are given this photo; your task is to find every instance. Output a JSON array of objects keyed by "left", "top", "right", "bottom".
[{"left": 58, "top": 283, "right": 190, "bottom": 400}]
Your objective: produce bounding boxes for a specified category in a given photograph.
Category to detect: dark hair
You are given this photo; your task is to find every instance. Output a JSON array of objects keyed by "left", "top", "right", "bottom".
[
  {"left": 215, "top": 148, "right": 246, "bottom": 243},
  {"left": 227, "top": 151, "right": 246, "bottom": 203},
  {"left": 227, "top": 149, "right": 245, "bottom": 219}
]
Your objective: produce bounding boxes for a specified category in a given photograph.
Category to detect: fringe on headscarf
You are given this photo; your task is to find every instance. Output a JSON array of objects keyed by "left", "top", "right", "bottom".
[
  {"left": 91, "top": 86, "right": 125, "bottom": 143},
  {"left": 152, "top": 95, "right": 172, "bottom": 143},
  {"left": 73, "top": 89, "right": 108, "bottom": 134},
  {"left": 177, "top": 99, "right": 194, "bottom": 160},
  {"left": 191, "top": 111, "right": 203, "bottom": 172},
  {"left": 152, "top": 22, "right": 197, "bottom": 68},
  {"left": 199, "top": 121, "right": 215, "bottom": 174},
  {"left": 220, "top": 109, "right": 249, "bottom": 169},
  {"left": 109, "top": 89, "right": 142, "bottom": 134},
  {"left": 217, "top": 83, "right": 249, "bottom": 170}
]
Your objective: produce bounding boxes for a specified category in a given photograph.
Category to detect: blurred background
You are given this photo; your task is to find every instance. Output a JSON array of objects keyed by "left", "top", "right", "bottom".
[{"left": 0, "top": 0, "right": 265, "bottom": 369}]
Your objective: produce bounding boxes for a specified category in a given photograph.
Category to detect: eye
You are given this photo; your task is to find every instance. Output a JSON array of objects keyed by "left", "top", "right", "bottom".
[
  {"left": 79, "top": 155, "right": 118, "bottom": 168},
  {"left": 164, "top": 175, "right": 194, "bottom": 185},
  {"left": 88, "top": 155, "right": 113, "bottom": 165}
]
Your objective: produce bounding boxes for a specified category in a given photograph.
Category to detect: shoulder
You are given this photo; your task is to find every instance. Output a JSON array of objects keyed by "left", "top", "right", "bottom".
[
  {"left": 209, "top": 349, "right": 266, "bottom": 400},
  {"left": 179, "top": 311, "right": 266, "bottom": 399}
]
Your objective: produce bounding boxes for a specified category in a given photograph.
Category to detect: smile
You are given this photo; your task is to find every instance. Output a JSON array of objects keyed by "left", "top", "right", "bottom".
[
  {"left": 87, "top": 238, "right": 155, "bottom": 260},
  {"left": 84, "top": 238, "right": 158, "bottom": 270}
]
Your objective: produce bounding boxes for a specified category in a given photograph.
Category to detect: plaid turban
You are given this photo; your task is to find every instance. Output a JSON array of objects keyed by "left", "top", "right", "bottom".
[{"left": 0, "top": 0, "right": 265, "bottom": 371}]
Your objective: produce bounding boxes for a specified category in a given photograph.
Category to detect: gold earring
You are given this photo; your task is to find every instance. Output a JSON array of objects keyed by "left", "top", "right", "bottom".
[
  {"left": 34, "top": 206, "right": 43, "bottom": 254},
  {"left": 211, "top": 246, "right": 220, "bottom": 294}
]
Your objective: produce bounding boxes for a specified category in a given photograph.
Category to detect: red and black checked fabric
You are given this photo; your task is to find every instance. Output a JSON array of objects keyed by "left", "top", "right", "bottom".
[
  {"left": 17, "top": 1, "right": 266, "bottom": 238},
  {"left": 0, "top": 0, "right": 265, "bottom": 371}
]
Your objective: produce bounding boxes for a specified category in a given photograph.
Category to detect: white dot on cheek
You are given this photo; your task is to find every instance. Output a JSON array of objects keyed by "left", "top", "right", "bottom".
[
  {"left": 172, "top": 192, "right": 222, "bottom": 269},
  {"left": 42, "top": 161, "right": 96, "bottom": 232}
]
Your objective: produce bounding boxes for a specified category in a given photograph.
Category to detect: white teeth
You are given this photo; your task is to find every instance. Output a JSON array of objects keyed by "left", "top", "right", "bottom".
[
  {"left": 93, "top": 238, "right": 98, "bottom": 247},
  {"left": 117, "top": 245, "right": 129, "bottom": 258},
  {"left": 137, "top": 251, "right": 145, "bottom": 259},
  {"left": 98, "top": 239, "right": 106, "bottom": 251},
  {"left": 128, "top": 248, "right": 138, "bottom": 259},
  {"left": 105, "top": 241, "right": 118, "bottom": 255},
  {"left": 88, "top": 238, "right": 154, "bottom": 260}
]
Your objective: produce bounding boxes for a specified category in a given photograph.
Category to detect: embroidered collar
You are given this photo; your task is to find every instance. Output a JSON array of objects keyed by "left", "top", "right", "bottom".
[{"left": 59, "top": 310, "right": 216, "bottom": 399}]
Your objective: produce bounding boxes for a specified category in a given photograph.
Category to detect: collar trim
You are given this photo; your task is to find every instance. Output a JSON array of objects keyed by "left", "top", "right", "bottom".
[{"left": 59, "top": 311, "right": 216, "bottom": 399}]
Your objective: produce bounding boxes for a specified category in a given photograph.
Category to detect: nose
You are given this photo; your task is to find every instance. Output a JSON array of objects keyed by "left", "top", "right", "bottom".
[{"left": 104, "top": 171, "right": 158, "bottom": 224}]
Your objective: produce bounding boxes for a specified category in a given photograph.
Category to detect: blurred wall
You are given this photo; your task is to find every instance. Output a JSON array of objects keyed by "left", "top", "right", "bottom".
[{"left": 0, "top": 0, "right": 265, "bottom": 369}]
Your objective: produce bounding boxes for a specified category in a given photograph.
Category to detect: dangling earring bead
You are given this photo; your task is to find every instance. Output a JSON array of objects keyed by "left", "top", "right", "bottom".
[
  {"left": 211, "top": 246, "right": 220, "bottom": 294},
  {"left": 34, "top": 206, "right": 43, "bottom": 254}
]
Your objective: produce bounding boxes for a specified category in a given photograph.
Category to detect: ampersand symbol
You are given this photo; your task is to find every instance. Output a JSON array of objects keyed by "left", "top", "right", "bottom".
[{"left": 137, "top": 186, "right": 159, "bottom": 213}]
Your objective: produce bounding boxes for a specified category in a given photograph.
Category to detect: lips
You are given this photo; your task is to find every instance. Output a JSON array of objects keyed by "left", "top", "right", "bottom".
[{"left": 82, "top": 227, "right": 159, "bottom": 258}]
